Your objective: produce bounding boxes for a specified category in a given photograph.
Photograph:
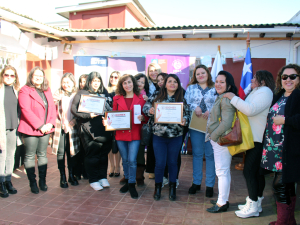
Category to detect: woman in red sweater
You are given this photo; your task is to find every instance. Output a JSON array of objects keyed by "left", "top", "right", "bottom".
[
  {"left": 105, "top": 74, "right": 146, "bottom": 199},
  {"left": 18, "top": 67, "right": 56, "bottom": 194}
]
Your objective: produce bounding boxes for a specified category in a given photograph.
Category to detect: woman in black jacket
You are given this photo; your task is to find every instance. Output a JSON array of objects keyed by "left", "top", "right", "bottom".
[
  {"left": 71, "top": 71, "right": 113, "bottom": 191},
  {"left": 260, "top": 64, "right": 300, "bottom": 225}
]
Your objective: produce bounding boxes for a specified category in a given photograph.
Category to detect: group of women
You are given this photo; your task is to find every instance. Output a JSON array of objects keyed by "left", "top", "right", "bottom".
[{"left": 0, "top": 62, "right": 299, "bottom": 225}]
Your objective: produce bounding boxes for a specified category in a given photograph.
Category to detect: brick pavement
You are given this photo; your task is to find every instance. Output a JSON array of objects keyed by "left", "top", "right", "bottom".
[{"left": 0, "top": 147, "right": 299, "bottom": 225}]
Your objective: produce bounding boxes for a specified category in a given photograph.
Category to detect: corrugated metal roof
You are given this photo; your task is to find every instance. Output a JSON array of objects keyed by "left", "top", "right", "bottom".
[{"left": 1, "top": 6, "right": 299, "bottom": 33}]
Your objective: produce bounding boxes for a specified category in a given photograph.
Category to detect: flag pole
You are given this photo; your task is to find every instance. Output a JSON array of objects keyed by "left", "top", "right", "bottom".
[{"left": 235, "top": 32, "right": 250, "bottom": 171}]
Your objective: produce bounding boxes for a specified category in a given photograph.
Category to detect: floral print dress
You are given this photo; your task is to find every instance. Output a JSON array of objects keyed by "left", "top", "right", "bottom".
[{"left": 261, "top": 95, "right": 287, "bottom": 172}]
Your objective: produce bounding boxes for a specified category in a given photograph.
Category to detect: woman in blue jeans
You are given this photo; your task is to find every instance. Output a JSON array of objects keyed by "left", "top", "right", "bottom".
[
  {"left": 184, "top": 64, "right": 216, "bottom": 197},
  {"left": 143, "top": 74, "right": 190, "bottom": 201},
  {"left": 105, "top": 74, "right": 146, "bottom": 199}
]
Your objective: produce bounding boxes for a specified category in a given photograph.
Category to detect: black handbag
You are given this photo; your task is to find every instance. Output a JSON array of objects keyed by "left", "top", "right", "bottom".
[
  {"left": 112, "top": 133, "right": 119, "bottom": 154},
  {"left": 141, "top": 119, "right": 152, "bottom": 146}
]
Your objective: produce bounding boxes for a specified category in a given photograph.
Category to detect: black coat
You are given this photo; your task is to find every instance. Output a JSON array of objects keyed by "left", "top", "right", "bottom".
[{"left": 273, "top": 88, "right": 300, "bottom": 183}]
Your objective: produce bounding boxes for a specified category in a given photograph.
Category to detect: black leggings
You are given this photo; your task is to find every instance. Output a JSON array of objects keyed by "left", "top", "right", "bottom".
[
  {"left": 273, "top": 172, "right": 296, "bottom": 205},
  {"left": 243, "top": 142, "right": 265, "bottom": 201}
]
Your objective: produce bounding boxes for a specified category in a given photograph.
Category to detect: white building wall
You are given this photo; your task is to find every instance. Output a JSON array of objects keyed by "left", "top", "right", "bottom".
[
  {"left": 125, "top": 8, "right": 144, "bottom": 28},
  {"left": 50, "top": 38, "right": 299, "bottom": 92}
]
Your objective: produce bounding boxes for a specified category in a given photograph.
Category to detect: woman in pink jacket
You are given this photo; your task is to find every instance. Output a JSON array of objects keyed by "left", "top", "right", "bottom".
[{"left": 18, "top": 67, "right": 56, "bottom": 194}]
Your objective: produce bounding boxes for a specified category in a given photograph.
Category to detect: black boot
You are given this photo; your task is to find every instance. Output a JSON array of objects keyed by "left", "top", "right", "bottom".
[
  {"left": 206, "top": 187, "right": 214, "bottom": 198},
  {"left": 136, "top": 165, "right": 145, "bottom": 187},
  {"left": 153, "top": 183, "right": 162, "bottom": 201},
  {"left": 38, "top": 165, "right": 48, "bottom": 191},
  {"left": 5, "top": 181, "right": 17, "bottom": 194},
  {"left": 0, "top": 182, "right": 9, "bottom": 198},
  {"left": 59, "top": 168, "right": 68, "bottom": 188},
  {"left": 128, "top": 183, "right": 138, "bottom": 199},
  {"left": 188, "top": 183, "right": 201, "bottom": 194},
  {"left": 119, "top": 179, "right": 129, "bottom": 193},
  {"left": 169, "top": 182, "right": 176, "bottom": 201},
  {"left": 68, "top": 168, "right": 79, "bottom": 186},
  {"left": 26, "top": 167, "right": 39, "bottom": 194}
]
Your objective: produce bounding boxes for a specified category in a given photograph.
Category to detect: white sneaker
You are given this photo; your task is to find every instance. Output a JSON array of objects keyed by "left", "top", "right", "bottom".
[
  {"left": 162, "top": 177, "right": 168, "bottom": 188},
  {"left": 238, "top": 196, "right": 263, "bottom": 213},
  {"left": 235, "top": 198, "right": 259, "bottom": 218},
  {"left": 176, "top": 179, "right": 179, "bottom": 188},
  {"left": 90, "top": 182, "right": 103, "bottom": 191},
  {"left": 99, "top": 178, "right": 110, "bottom": 188}
]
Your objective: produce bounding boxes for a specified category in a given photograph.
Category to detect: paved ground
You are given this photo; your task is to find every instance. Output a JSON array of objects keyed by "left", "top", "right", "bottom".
[{"left": 0, "top": 147, "right": 299, "bottom": 225}]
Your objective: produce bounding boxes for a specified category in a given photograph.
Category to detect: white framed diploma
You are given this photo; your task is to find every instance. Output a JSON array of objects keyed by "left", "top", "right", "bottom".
[
  {"left": 154, "top": 102, "right": 183, "bottom": 124},
  {"left": 105, "top": 111, "right": 132, "bottom": 131},
  {"left": 78, "top": 95, "right": 106, "bottom": 115}
]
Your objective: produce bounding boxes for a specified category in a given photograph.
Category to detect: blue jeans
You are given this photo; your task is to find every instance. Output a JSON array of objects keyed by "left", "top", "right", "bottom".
[
  {"left": 153, "top": 135, "right": 182, "bottom": 183},
  {"left": 189, "top": 129, "right": 215, "bottom": 187},
  {"left": 117, "top": 140, "right": 140, "bottom": 183}
]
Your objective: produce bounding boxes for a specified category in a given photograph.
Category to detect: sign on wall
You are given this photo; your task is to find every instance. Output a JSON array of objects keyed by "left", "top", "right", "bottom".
[
  {"left": 146, "top": 54, "right": 190, "bottom": 89},
  {"left": 73, "top": 56, "right": 108, "bottom": 86}
]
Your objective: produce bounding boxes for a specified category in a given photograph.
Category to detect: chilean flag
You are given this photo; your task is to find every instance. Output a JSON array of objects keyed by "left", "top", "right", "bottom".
[{"left": 238, "top": 47, "right": 253, "bottom": 100}]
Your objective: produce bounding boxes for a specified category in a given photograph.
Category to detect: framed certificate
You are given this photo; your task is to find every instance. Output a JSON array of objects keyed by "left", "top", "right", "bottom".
[
  {"left": 154, "top": 102, "right": 183, "bottom": 124},
  {"left": 105, "top": 111, "right": 132, "bottom": 131},
  {"left": 78, "top": 95, "right": 106, "bottom": 115}
]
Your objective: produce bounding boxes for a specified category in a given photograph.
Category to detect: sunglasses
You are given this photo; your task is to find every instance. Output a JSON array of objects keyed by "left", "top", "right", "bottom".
[
  {"left": 110, "top": 76, "right": 118, "bottom": 79},
  {"left": 4, "top": 74, "right": 15, "bottom": 78},
  {"left": 281, "top": 74, "right": 299, "bottom": 80}
]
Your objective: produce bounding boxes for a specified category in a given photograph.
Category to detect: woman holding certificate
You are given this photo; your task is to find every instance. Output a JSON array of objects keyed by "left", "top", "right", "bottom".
[
  {"left": 184, "top": 64, "right": 216, "bottom": 197},
  {"left": 71, "top": 72, "right": 113, "bottom": 191},
  {"left": 143, "top": 74, "right": 191, "bottom": 201},
  {"left": 206, "top": 71, "right": 237, "bottom": 213},
  {"left": 18, "top": 67, "right": 56, "bottom": 194},
  {"left": 52, "top": 73, "right": 80, "bottom": 188},
  {"left": 104, "top": 74, "right": 146, "bottom": 199}
]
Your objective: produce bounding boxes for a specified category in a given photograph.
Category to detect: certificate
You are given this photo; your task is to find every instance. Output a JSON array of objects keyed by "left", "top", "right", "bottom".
[
  {"left": 154, "top": 103, "right": 183, "bottom": 124},
  {"left": 105, "top": 111, "right": 132, "bottom": 131},
  {"left": 78, "top": 95, "right": 106, "bottom": 115},
  {"left": 189, "top": 111, "right": 207, "bottom": 133}
]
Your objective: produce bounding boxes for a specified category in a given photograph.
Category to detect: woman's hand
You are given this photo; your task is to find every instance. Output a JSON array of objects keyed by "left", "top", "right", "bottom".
[
  {"left": 181, "top": 118, "right": 186, "bottom": 126},
  {"left": 202, "top": 111, "right": 209, "bottom": 120},
  {"left": 102, "top": 117, "right": 108, "bottom": 126},
  {"left": 195, "top": 106, "right": 202, "bottom": 117},
  {"left": 69, "top": 119, "right": 76, "bottom": 127},
  {"left": 223, "top": 92, "right": 236, "bottom": 100},
  {"left": 143, "top": 95, "right": 148, "bottom": 101},
  {"left": 149, "top": 107, "right": 155, "bottom": 115},
  {"left": 90, "top": 113, "right": 99, "bottom": 118},
  {"left": 273, "top": 115, "right": 285, "bottom": 125},
  {"left": 138, "top": 115, "right": 144, "bottom": 122}
]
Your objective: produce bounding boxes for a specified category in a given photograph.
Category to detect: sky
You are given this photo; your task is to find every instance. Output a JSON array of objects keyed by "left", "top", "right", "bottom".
[{"left": 1, "top": 0, "right": 299, "bottom": 27}]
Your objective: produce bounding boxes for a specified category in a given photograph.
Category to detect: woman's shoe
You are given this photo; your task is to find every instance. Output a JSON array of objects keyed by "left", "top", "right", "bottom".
[
  {"left": 59, "top": 168, "right": 68, "bottom": 188},
  {"left": 169, "top": 182, "right": 176, "bottom": 201},
  {"left": 0, "top": 182, "right": 9, "bottom": 198},
  {"left": 205, "top": 187, "right": 214, "bottom": 198},
  {"left": 210, "top": 200, "right": 230, "bottom": 209},
  {"left": 128, "top": 183, "right": 138, "bottom": 199},
  {"left": 108, "top": 173, "right": 114, "bottom": 177},
  {"left": 114, "top": 173, "right": 120, "bottom": 177},
  {"left": 120, "top": 179, "right": 129, "bottom": 193},
  {"left": 5, "top": 181, "right": 17, "bottom": 194},
  {"left": 68, "top": 169, "right": 79, "bottom": 186},
  {"left": 148, "top": 173, "right": 155, "bottom": 179},
  {"left": 154, "top": 183, "right": 162, "bottom": 201},
  {"left": 30, "top": 181, "right": 39, "bottom": 194},
  {"left": 188, "top": 183, "right": 201, "bottom": 194},
  {"left": 207, "top": 204, "right": 228, "bottom": 213}
]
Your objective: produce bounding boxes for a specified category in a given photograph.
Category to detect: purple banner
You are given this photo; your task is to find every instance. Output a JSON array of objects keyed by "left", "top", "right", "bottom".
[{"left": 146, "top": 54, "right": 190, "bottom": 89}]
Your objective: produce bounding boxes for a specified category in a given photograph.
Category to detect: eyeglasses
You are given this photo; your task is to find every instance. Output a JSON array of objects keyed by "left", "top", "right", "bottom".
[
  {"left": 281, "top": 74, "right": 299, "bottom": 80},
  {"left": 110, "top": 76, "right": 118, "bottom": 79},
  {"left": 4, "top": 74, "right": 15, "bottom": 78}
]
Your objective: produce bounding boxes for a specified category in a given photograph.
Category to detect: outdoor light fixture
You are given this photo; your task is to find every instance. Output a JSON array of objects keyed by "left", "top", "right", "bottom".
[{"left": 142, "top": 36, "right": 151, "bottom": 41}]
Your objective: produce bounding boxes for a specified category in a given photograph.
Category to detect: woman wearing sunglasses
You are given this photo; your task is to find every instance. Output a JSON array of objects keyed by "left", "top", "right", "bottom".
[
  {"left": 0, "top": 66, "right": 22, "bottom": 197},
  {"left": 261, "top": 64, "right": 300, "bottom": 225}
]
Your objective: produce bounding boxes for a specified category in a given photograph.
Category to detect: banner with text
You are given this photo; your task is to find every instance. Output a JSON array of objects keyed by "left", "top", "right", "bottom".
[
  {"left": 146, "top": 54, "right": 190, "bottom": 89},
  {"left": 73, "top": 56, "right": 108, "bottom": 86}
]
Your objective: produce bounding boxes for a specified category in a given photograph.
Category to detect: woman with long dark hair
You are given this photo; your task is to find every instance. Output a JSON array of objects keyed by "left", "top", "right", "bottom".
[
  {"left": 52, "top": 73, "right": 80, "bottom": 188},
  {"left": 261, "top": 64, "right": 300, "bottom": 225},
  {"left": 206, "top": 71, "right": 237, "bottom": 213},
  {"left": 143, "top": 74, "right": 191, "bottom": 201},
  {"left": 223, "top": 70, "right": 275, "bottom": 218},
  {"left": 0, "top": 65, "right": 22, "bottom": 197},
  {"left": 71, "top": 71, "right": 113, "bottom": 191},
  {"left": 18, "top": 67, "right": 56, "bottom": 194}
]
